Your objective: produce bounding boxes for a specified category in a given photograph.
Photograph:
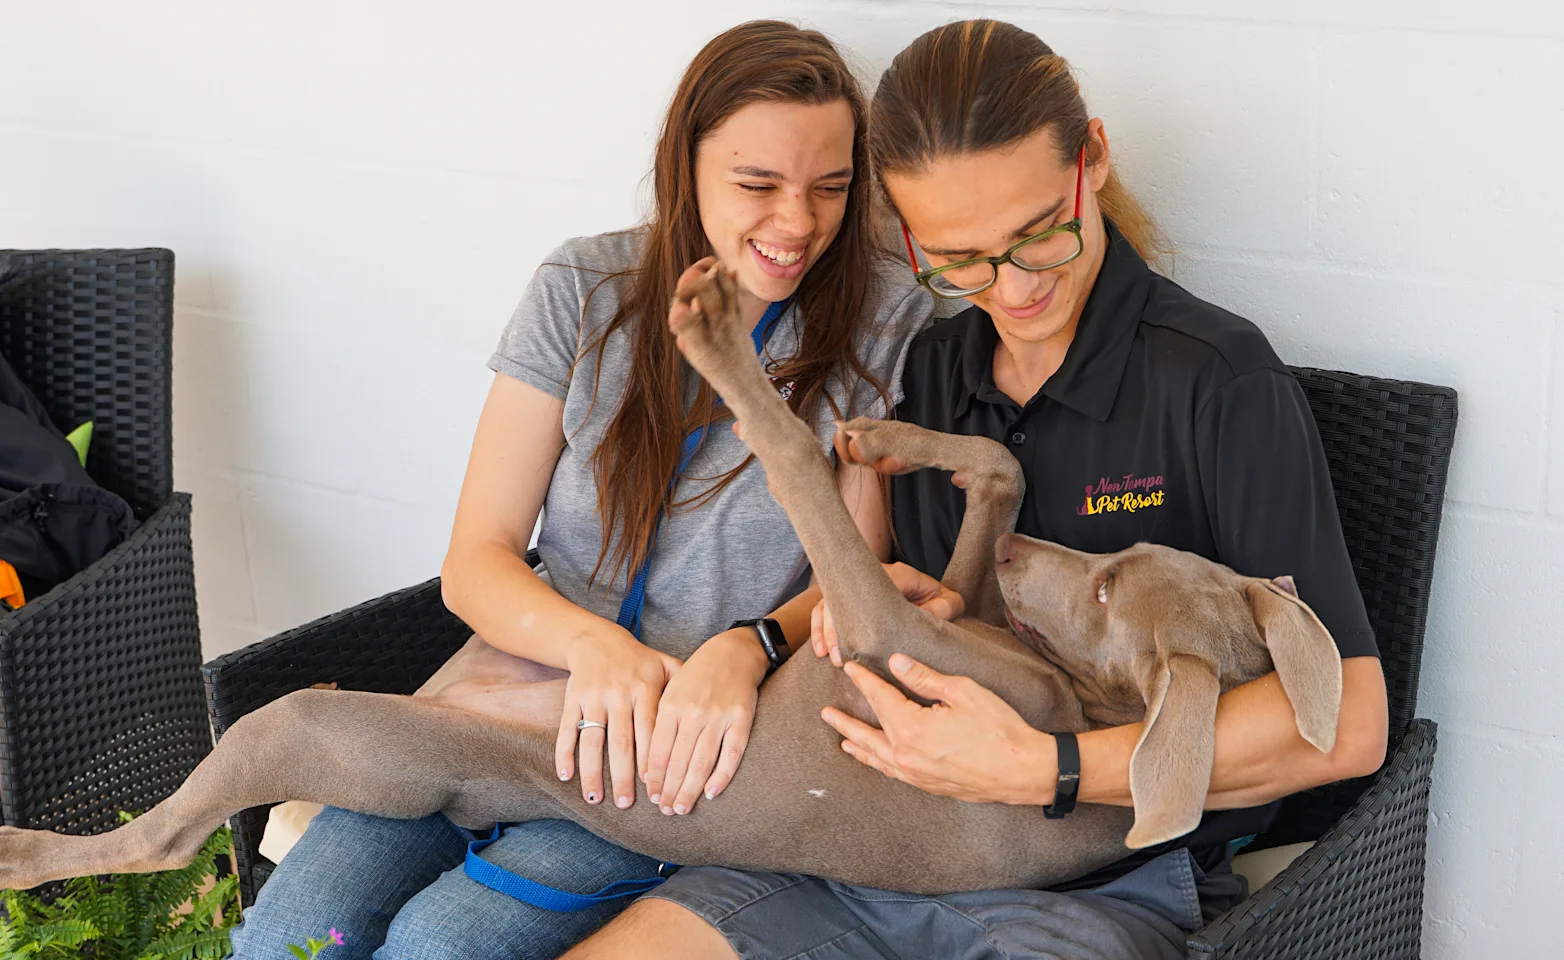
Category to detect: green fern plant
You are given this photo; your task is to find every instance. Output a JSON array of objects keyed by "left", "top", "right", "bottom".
[{"left": 0, "top": 813, "right": 240, "bottom": 960}]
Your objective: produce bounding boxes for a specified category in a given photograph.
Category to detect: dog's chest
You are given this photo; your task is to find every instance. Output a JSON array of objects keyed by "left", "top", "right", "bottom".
[{"left": 1070, "top": 673, "right": 1145, "bottom": 729}]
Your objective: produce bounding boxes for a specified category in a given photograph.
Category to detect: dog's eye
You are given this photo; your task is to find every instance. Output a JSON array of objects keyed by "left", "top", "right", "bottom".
[{"left": 1097, "top": 580, "right": 1109, "bottom": 605}]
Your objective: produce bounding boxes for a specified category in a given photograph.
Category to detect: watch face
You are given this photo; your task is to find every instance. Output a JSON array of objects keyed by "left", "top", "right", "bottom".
[{"left": 755, "top": 620, "right": 786, "bottom": 664}]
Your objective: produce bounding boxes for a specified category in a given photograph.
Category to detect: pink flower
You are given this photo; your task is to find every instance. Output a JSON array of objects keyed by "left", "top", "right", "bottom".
[{"left": 327, "top": 929, "right": 344, "bottom": 946}]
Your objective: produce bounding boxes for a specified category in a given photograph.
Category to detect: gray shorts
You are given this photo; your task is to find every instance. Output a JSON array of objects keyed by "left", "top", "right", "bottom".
[{"left": 645, "top": 849, "right": 1244, "bottom": 960}]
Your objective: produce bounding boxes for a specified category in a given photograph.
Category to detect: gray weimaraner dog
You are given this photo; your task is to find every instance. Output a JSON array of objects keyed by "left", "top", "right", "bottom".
[{"left": 0, "top": 264, "right": 1341, "bottom": 895}]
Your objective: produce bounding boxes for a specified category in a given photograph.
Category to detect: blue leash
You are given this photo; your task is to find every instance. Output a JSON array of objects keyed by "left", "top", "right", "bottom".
[
  {"left": 464, "top": 824, "right": 680, "bottom": 911},
  {"left": 463, "top": 298, "right": 789, "bottom": 912}
]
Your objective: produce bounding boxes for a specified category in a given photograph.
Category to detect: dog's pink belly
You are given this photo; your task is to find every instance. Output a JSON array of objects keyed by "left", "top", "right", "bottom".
[
  {"left": 417, "top": 635, "right": 565, "bottom": 694},
  {"left": 415, "top": 634, "right": 569, "bottom": 728},
  {"left": 428, "top": 677, "right": 567, "bottom": 729}
]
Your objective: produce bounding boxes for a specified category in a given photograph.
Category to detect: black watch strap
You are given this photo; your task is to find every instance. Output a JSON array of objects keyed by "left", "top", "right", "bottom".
[
  {"left": 730, "top": 618, "right": 788, "bottom": 675},
  {"left": 1043, "top": 731, "right": 1080, "bottom": 819}
]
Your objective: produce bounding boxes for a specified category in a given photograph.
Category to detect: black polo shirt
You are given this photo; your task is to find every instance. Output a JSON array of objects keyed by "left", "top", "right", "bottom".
[{"left": 890, "top": 219, "right": 1378, "bottom": 886}]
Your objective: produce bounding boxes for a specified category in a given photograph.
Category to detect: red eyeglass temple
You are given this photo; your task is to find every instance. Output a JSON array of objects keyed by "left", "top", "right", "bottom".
[
  {"left": 1072, "top": 142, "right": 1085, "bottom": 218},
  {"left": 901, "top": 222, "right": 919, "bottom": 277},
  {"left": 902, "top": 144, "right": 1087, "bottom": 278}
]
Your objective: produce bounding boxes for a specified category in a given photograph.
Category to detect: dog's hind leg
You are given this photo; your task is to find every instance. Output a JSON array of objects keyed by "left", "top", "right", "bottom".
[
  {"left": 836, "top": 418, "right": 1023, "bottom": 627},
  {"left": 667, "top": 267, "right": 923, "bottom": 666},
  {"left": 0, "top": 689, "right": 560, "bottom": 890}
]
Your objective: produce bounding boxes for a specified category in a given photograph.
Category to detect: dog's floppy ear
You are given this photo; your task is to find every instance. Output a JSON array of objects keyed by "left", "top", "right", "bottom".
[
  {"left": 1126, "top": 645, "right": 1220, "bottom": 849},
  {"left": 1246, "top": 578, "right": 1342, "bottom": 753}
]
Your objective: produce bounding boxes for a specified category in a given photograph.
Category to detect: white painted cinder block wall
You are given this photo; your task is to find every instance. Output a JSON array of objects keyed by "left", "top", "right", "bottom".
[{"left": 2, "top": 1, "right": 1560, "bottom": 953}]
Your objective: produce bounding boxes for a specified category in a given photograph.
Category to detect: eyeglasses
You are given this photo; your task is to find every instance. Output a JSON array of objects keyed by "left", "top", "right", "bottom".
[{"left": 901, "top": 145, "right": 1087, "bottom": 299}]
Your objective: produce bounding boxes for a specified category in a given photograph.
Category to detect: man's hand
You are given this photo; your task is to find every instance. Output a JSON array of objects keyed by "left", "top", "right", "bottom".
[
  {"left": 821, "top": 654, "right": 1056, "bottom": 805},
  {"left": 809, "top": 564, "right": 964, "bottom": 666}
]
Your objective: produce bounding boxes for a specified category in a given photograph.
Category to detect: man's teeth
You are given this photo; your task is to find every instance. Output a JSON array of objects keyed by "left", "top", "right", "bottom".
[{"left": 751, "top": 241, "right": 803, "bottom": 266}]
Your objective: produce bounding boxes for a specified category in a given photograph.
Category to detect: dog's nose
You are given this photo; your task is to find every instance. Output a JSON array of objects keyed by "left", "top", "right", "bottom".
[{"left": 995, "top": 535, "right": 1014, "bottom": 566}]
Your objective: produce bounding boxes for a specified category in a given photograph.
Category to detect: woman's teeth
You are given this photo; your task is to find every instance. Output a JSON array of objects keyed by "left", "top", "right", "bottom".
[{"left": 750, "top": 240, "right": 803, "bottom": 266}]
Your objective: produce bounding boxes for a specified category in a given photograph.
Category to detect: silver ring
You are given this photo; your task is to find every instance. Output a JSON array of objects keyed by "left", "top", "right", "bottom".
[{"left": 576, "top": 719, "right": 607, "bottom": 732}]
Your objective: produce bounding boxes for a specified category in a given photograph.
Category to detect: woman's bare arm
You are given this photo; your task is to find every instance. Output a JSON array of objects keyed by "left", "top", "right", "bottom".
[{"left": 440, "top": 372, "right": 633, "bottom": 670}]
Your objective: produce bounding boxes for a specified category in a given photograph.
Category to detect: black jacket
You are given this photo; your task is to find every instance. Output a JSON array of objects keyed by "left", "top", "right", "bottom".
[{"left": 0, "top": 260, "right": 136, "bottom": 605}]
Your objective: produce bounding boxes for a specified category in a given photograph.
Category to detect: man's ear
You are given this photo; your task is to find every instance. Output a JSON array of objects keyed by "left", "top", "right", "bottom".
[
  {"left": 1246, "top": 579, "right": 1342, "bottom": 753},
  {"left": 1126, "top": 647, "right": 1220, "bottom": 849}
]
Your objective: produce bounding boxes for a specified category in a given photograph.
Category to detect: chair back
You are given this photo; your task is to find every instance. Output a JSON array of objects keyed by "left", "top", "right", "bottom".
[
  {"left": 0, "top": 249, "right": 175, "bottom": 518},
  {"left": 1292, "top": 368, "right": 1457, "bottom": 737},
  {"left": 1268, "top": 367, "right": 1457, "bottom": 844}
]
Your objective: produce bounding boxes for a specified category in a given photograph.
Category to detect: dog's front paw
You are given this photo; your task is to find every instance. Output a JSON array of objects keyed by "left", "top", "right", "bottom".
[
  {"left": 839, "top": 418, "right": 1020, "bottom": 495},
  {"left": 669, "top": 263, "right": 756, "bottom": 384},
  {"left": 837, "top": 419, "right": 938, "bottom": 475}
]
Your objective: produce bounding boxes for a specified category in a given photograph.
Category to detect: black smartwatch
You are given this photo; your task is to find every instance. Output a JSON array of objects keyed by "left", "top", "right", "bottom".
[
  {"left": 729, "top": 617, "right": 789, "bottom": 676},
  {"left": 1043, "top": 731, "right": 1080, "bottom": 819}
]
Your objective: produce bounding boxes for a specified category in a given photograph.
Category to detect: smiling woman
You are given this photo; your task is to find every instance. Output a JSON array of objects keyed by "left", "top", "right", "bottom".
[
  {"left": 696, "top": 102, "right": 855, "bottom": 289},
  {"left": 224, "top": 19, "right": 935, "bottom": 960},
  {"left": 586, "top": 25, "right": 885, "bottom": 587}
]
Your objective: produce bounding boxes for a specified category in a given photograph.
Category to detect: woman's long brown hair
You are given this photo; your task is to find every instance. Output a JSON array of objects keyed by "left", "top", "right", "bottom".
[
  {"left": 868, "top": 19, "right": 1167, "bottom": 264},
  {"left": 581, "top": 20, "right": 884, "bottom": 587}
]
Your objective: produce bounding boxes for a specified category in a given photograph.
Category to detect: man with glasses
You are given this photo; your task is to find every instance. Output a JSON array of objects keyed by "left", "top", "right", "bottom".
[
  {"left": 897, "top": 145, "right": 1091, "bottom": 300},
  {"left": 825, "top": 114, "right": 1385, "bottom": 870},
  {"left": 805, "top": 120, "right": 1385, "bottom": 952},
  {"left": 808, "top": 102, "right": 1386, "bottom": 955}
]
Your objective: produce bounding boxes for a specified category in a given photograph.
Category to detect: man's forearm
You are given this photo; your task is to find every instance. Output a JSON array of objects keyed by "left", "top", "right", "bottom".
[{"left": 1046, "top": 656, "right": 1389, "bottom": 809}]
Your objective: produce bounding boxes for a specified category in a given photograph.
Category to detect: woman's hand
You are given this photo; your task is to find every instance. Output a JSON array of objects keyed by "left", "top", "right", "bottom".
[
  {"left": 643, "top": 628, "right": 769, "bottom": 816},
  {"left": 558, "top": 627, "right": 682, "bottom": 811},
  {"left": 809, "top": 563, "right": 965, "bottom": 666}
]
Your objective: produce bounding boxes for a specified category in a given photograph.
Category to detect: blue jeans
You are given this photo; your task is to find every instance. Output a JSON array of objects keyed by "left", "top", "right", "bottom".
[{"left": 228, "top": 807, "right": 661, "bottom": 960}]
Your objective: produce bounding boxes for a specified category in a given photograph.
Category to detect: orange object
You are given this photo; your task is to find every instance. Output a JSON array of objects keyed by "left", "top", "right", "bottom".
[{"left": 0, "top": 559, "right": 24, "bottom": 609}]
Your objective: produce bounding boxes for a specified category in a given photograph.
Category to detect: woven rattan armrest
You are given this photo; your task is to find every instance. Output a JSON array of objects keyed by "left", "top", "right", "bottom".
[
  {"left": 0, "top": 494, "right": 208, "bottom": 836},
  {"left": 202, "top": 577, "right": 471, "bottom": 904},
  {"left": 202, "top": 578, "right": 470, "bottom": 738},
  {"left": 1187, "top": 718, "right": 1437, "bottom": 959}
]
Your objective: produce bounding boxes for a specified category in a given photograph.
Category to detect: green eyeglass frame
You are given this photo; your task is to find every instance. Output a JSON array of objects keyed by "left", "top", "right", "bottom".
[{"left": 901, "top": 145, "right": 1087, "bottom": 299}]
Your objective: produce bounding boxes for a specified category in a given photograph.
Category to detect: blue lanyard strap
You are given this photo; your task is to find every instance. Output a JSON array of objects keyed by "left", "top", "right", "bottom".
[
  {"left": 614, "top": 297, "right": 789, "bottom": 639},
  {"left": 463, "top": 824, "right": 679, "bottom": 912}
]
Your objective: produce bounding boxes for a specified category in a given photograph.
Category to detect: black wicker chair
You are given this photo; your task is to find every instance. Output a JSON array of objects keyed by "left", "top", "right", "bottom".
[
  {"left": 204, "top": 368, "right": 1457, "bottom": 958},
  {"left": 0, "top": 249, "right": 212, "bottom": 843},
  {"left": 1186, "top": 369, "right": 1455, "bottom": 959}
]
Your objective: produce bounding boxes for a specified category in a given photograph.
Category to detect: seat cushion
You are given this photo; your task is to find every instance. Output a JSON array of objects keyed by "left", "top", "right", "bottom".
[
  {"left": 257, "top": 800, "right": 324, "bottom": 864},
  {"left": 1231, "top": 841, "right": 1314, "bottom": 891}
]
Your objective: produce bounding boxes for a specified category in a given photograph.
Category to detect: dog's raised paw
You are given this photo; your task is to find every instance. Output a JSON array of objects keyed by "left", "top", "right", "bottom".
[{"left": 670, "top": 265, "right": 754, "bottom": 381}]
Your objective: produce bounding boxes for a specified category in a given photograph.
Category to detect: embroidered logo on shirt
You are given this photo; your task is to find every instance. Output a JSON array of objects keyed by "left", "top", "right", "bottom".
[
  {"left": 764, "top": 361, "right": 796, "bottom": 401},
  {"left": 1078, "top": 472, "right": 1166, "bottom": 516}
]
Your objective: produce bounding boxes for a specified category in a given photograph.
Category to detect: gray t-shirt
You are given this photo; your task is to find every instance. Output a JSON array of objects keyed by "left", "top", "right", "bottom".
[{"left": 488, "top": 229, "right": 935, "bottom": 660}]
